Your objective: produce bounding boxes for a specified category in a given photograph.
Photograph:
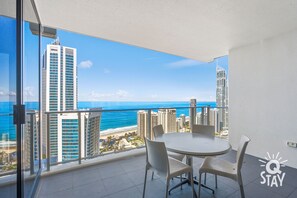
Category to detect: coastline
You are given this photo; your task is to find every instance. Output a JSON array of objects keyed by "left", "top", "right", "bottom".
[{"left": 100, "top": 125, "right": 137, "bottom": 139}]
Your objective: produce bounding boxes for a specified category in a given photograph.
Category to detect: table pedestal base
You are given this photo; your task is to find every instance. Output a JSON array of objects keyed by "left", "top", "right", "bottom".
[{"left": 169, "top": 156, "right": 215, "bottom": 196}]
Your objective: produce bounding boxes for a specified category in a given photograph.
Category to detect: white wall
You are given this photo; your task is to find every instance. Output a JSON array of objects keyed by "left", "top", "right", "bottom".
[{"left": 229, "top": 29, "right": 297, "bottom": 168}]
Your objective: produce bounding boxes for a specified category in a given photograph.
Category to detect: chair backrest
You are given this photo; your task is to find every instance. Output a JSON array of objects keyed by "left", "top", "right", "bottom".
[
  {"left": 145, "top": 138, "right": 169, "bottom": 178},
  {"left": 153, "top": 125, "right": 164, "bottom": 139},
  {"left": 192, "top": 124, "right": 215, "bottom": 137},
  {"left": 236, "top": 135, "right": 251, "bottom": 172}
]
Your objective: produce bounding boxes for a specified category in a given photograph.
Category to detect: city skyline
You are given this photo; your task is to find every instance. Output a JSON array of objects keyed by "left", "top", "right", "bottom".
[{"left": 0, "top": 18, "right": 229, "bottom": 102}]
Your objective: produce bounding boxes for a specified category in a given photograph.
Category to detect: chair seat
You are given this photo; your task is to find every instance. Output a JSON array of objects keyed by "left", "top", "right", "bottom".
[
  {"left": 200, "top": 157, "right": 237, "bottom": 180},
  {"left": 168, "top": 151, "right": 185, "bottom": 161},
  {"left": 168, "top": 157, "right": 192, "bottom": 178}
]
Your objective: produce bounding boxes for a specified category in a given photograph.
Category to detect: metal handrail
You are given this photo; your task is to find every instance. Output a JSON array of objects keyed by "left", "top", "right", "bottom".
[{"left": 44, "top": 105, "right": 228, "bottom": 114}]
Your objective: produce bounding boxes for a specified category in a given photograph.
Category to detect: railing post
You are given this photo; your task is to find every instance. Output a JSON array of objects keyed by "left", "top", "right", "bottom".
[
  {"left": 46, "top": 114, "right": 50, "bottom": 171},
  {"left": 201, "top": 107, "right": 205, "bottom": 125},
  {"left": 147, "top": 110, "right": 151, "bottom": 140},
  {"left": 190, "top": 107, "right": 195, "bottom": 130},
  {"left": 78, "top": 112, "right": 81, "bottom": 164},
  {"left": 30, "top": 113, "right": 34, "bottom": 175},
  {"left": 206, "top": 106, "right": 210, "bottom": 125}
]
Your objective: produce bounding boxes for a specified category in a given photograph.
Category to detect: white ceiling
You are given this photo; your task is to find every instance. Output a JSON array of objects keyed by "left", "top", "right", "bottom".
[{"left": 2, "top": 0, "right": 297, "bottom": 62}]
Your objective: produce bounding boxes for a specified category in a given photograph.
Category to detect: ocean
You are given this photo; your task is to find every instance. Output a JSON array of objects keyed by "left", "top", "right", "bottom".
[{"left": 0, "top": 101, "right": 216, "bottom": 141}]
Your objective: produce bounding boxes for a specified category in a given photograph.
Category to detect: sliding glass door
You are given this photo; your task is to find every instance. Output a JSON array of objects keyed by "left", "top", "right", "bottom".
[
  {"left": 0, "top": 0, "right": 42, "bottom": 197},
  {"left": 0, "top": 1, "right": 17, "bottom": 197}
]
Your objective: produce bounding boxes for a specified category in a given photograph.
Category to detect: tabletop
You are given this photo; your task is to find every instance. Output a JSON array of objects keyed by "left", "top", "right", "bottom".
[{"left": 156, "top": 132, "right": 231, "bottom": 157}]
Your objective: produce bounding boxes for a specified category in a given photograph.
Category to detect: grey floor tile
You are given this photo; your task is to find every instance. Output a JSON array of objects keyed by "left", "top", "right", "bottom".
[
  {"left": 98, "top": 163, "right": 125, "bottom": 179},
  {"left": 0, "top": 185, "right": 16, "bottom": 198},
  {"left": 102, "top": 173, "right": 135, "bottom": 195},
  {"left": 252, "top": 176, "right": 295, "bottom": 197},
  {"left": 228, "top": 182, "right": 284, "bottom": 198},
  {"left": 108, "top": 187, "right": 142, "bottom": 198},
  {"left": 72, "top": 179, "right": 108, "bottom": 198},
  {"left": 38, "top": 172, "right": 73, "bottom": 196},
  {"left": 6, "top": 151, "right": 296, "bottom": 198},
  {"left": 72, "top": 166, "right": 101, "bottom": 187},
  {"left": 288, "top": 188, "right": 297, "bottom": 198},
  {"left": 40, "top": 188, "right": 73, "bottom": 198}
]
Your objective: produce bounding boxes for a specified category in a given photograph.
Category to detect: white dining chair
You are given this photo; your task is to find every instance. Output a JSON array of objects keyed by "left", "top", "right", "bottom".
[
  {"left": 153, "top": 125, "right": 185, "bottom": 161},
  {"left": 192, "top": 124, "right": 216, "bottom": 184},
  {"left": 152, "top": 125, "right": 185, "bottom": 188},
  {"left": 143, "top": 138, "right": 195, "bottom": 198},
  {"left": 192, "top": 124, "right": 215, "bottom": 137},
  {"left": 198, "top": 135, "right": 251, "bottom": 198}
]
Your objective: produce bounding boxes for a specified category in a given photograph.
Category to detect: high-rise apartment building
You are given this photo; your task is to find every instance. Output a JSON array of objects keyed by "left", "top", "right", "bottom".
[
  {"left": 137, "top": 111, "right": 147, "bottom": 138},
  {"left": 57, "top": 109, "right": 101, "bottom": 162},
  {"left": 158, "top": 109, "right": 176, "bottom": 133},
  {"left": 42, "top": 39, "right": 77, "bottom": 159},
  {"left": 189, "top": 99, "right": 197, "bottom": 127},
  {"left": 24, "top": 110, "right": 39, "bottom": 169},
  {"left": 85, "top": 109, "right": 102, "bottom": 157},
  {"left": 137, "top": 111, "right": 158, "bottom": 139},
  {"left": 216, "top": 66, "right": 228, "bottom": 130}
]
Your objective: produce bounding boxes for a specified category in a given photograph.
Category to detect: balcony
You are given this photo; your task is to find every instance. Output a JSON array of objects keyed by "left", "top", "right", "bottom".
[
  {"left": 1, "top": 1, "right": 297, "bottom": 197},
  {"left": 1, "top": 149, "right": 297, "bottom": 198},
  {"left": 1, "top": 106, "right": 297, "bottom": 197}
]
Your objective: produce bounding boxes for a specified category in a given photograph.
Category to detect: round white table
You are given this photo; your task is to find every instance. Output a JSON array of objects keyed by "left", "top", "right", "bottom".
[
  {"left": 156, "top": 132, "right": 231, "bottom": 195},
  {"left": 156, "top": 132, "right": 231, "bottom": 157}
]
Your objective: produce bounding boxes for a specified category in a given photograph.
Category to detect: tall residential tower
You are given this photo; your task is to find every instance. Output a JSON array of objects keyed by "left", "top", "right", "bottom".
[{"left": 216, "top": 66, "right": 229, "bottom": 130}]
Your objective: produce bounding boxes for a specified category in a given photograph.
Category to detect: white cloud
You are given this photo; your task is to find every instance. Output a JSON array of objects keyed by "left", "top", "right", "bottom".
[
  {"left": 116, "top": 90, "right": 128, "bottom": 98},
  {"left": 103, "top": 68, "right": 111, "bottom": 74},
  {"left": 8, "top": 91, "right": 16, "bottom": 96},
  {"left": 150, "top": 94, "right": 158, "bottom": 99},
  {"left": 89, "top": 90, "right": 129, "bottom": 100},
  {"left": 0, "top": 91, "right": 4, "bottom": 96},
  {"left": 167, "top": 59, "right": 205, "bottom": 68},
  {"left": 24, "top": 86, "right": 34, "bottom": 97},
  {"left": 79, "top": 60, "right": 93, "bottom": 68}
]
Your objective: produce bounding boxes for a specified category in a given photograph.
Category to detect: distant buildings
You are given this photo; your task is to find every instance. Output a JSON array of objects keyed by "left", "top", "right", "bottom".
[
  {"left": 216, "top": 66, "right": 229, "bottom": 130},
  {"left": 137, "top": 110, "right": 147, "bottom": 138},
  {"left": 24, "top": 110, "right": 39, "bottom": 169},
  {"left": 42, "top": 39, "right": 101, "bottom": 162},
  {"left": 158, "top": 109, "right": 176, "bottom": 133},
  {"left": 42, "top": 38, "right": 77, "bottom": 159},
  {"left": 137, "top": 111, "right": 158, "bottom": 139}
]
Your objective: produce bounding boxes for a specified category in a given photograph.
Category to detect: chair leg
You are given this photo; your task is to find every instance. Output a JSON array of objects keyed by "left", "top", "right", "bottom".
[
  {"left": 165, "top": 178, "right": 170, "bottom": 198},
  {"left": 190, "top": 171, "right": 195, "bottom": 198},
  {"left": 151, "top": 171, "right": 154, "bottom": 180},
  {"left": 215, "top": 174, "right": 218, "bottom": 188},
  {"left": 143, "top": 169, "right": 148, "bottom": 198},
  {"left": 180, "top": 174, "right": 183, "bottom": 190},
  {"left": 238, "top": 173, "right": 245, "bottom": 198},
  {"left": 198, "top": 172, "right": 202, "bottom": 198},
  {"left": 204, "top": 173, "right": 207, "bottom": 185}
]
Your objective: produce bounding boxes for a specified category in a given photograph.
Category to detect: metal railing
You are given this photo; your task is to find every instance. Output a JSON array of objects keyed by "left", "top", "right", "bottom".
[
  {"left": 44, "top": 105, "right": 228, "bottom": 171},
  {"left": 0, "top": 105, "right": 228, "bottom": 176}
]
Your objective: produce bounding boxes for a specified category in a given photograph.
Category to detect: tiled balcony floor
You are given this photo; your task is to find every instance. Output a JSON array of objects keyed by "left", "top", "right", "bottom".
[{"left": 2, "top": 150, "right": 297, "bottom": 198}]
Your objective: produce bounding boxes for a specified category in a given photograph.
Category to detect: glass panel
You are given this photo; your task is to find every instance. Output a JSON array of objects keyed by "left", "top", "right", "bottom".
[
  {"left": 23, "top": 1, "right": 41, "bottom": 197},
  {"left": 0, "top": 1, "right": 17, "bottom": 196}
]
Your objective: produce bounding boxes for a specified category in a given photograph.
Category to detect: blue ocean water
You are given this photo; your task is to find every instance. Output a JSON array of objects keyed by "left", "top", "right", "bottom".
[{"left": 0, "top": 101, "right": 216, "bottom": 141}]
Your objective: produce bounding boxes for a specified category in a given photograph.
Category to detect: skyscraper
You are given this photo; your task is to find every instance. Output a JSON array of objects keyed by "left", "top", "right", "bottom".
[
  {"left": 85, "top": 108, "right": 102, "bottom": 157},
  {"left": 24, "top": 110, "right": 39, "bottom": 169},
  {"left": 42, "top": 39, "right": 77, "bottom": 159},
  {"left": 158, "top": 109, "right": 176, "bottom": 133},
  {"left": 137, "top": 110, "right": 147, "bottom": 138},
  {"left": 189, "top": 99, "right": 197, "bottom": 128},
  {"left": 137, "top": 111, "right": 158, "bottom": 139},
  {"left": 216, "top": 66, "right": 228, "bottom": 130}
]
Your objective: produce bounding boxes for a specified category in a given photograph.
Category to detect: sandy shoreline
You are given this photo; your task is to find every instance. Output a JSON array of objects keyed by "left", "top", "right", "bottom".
[{"left": 100, "top": 125, "right": 138, "bottom": 139}]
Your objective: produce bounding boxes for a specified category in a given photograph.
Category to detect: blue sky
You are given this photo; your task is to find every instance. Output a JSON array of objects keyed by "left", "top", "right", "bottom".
[{"left": 1, "top": 16, "right": 228, "bottom": 102}]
